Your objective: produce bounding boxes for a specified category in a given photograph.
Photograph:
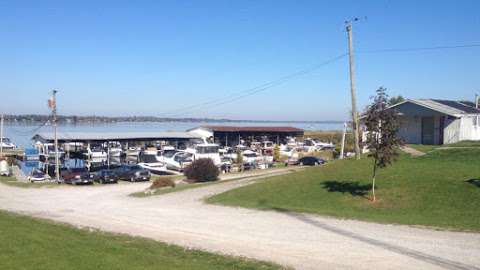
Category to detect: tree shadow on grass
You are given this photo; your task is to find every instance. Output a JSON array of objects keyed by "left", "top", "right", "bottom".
[
  {"left": 322, "top": 181, "right": 373, "bottom": 198},
  {"left": 466, "top": 179, "right": 480, "bottom": 188}
]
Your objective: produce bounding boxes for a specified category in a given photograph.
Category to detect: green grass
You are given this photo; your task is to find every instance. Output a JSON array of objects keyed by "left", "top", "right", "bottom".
[
  {"left": 208, "top": 148, "right": 480, "bottom": 231},
  {"left": 408, "top": 140, "right": 480, "bottom": 153},
  {"left": 0, "top": 210, "right": 283, "bottom": 270}
]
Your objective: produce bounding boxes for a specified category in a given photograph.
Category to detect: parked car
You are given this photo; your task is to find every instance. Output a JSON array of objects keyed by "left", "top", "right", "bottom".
[
  {"left": 291, "top": 156, "right": 326, "bottom": 166},
  {"left": 61, "top": 167, "right": 94, "bottom": 185},
  {"left": 115, "top": 165, "right": 151, "bottom": 182},
  {"left": 92, "top": 169, "right": 119, "bottom": 184}
]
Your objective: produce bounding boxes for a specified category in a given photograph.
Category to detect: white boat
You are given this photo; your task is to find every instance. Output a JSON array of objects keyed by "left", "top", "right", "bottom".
[
  {"left": 35, "top": 142, "right": 65, "bottom": 160},
  {"left": 103, "top": 141, "right": 123, "bottom": 157},
  {"left": 0, "top": 160, "right": 10, "bottom": 176},
  {"left": 185, "top": 143, "right": 221, "bottom": 166},
  {"left": 127, "top": 146, "right": 141, "bottom": 156},
  {"left": 138, "top": 154, "right": 168, "bottom": 174},
  {"left": 0, "top": 137, "right": 16, "bottom": 150},
  {"left": 85, "top": 146, "right": 108, "bottom": 159}
]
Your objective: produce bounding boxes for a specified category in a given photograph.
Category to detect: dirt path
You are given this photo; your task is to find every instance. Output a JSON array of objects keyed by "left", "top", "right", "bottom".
[
  {"left": 0, "top": 174, "right": 479, "bottom": 270},
  {"left": 401, "top": 146, "right": 426, "bottom": 156}
]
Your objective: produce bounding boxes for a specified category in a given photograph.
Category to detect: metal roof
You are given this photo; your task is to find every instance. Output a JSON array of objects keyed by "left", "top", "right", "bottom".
[
  {"left": 195, "top": 125, "right": 304, "bottom": 133},
  {"left": 32, "top": 131, "right": 200, "bottom": 142},
  {"left": 390, "top": 99, "right": 480, "bottom": 117}
]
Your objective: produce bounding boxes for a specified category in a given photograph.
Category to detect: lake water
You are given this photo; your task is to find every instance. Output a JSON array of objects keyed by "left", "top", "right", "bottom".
[{"left": 4, "top": 121, "right": 344, "bottom": 148}]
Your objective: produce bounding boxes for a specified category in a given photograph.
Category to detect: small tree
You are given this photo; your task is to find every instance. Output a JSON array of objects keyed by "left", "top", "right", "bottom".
[
  {"left": 388, "top": 95, "right": 405, "bottom": 106},
  {"left": 273, "top": 145, "right": 280, "bottom": 161},
  {"left": 365, "top": 87, "right": 403, "bottom": 202},
  {"left": 184, "top": 158, "right": 219, "bottom": 182},
  {"left": 236, "top": 149, "right": 244, "bottom": 171}
]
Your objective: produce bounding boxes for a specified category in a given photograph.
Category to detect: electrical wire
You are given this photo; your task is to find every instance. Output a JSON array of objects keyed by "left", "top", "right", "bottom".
[
  {"left": 164, "top": 53, "right": 348, "bottom": 118},
  {"left": 357, "top": 43, "right": 480, "bottom": 54}
]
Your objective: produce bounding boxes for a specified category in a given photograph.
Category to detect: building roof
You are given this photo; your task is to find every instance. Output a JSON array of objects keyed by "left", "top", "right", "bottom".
[
  {"left": 32, "top": 131, "right": 200, "bottom": 142},
  {"left": 193, "top": 125, "right": 304, "bottom": 133},
  {"left": 391, "top": 99, "right": 480, "bottom": 117}
]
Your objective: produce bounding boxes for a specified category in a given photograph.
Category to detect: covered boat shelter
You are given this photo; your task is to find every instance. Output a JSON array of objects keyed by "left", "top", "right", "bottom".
[
  {"left": 32, "top": 131, "right": 202, "bottom": 151},
  {"left": 187, "top": 125, "right": 304, "bottom": 146}
]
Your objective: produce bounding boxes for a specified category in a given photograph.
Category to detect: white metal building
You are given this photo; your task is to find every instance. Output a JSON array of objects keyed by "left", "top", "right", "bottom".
[{"left": 386, "top": 99, "right": 480, "bottom": 145}]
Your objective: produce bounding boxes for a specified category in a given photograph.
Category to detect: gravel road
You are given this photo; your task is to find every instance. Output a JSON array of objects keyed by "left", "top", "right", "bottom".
[{"left": 0, "top": 171, "right": 479, "bottom": 270}]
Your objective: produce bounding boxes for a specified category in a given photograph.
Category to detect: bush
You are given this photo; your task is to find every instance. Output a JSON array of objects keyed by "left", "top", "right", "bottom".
[
  {"left": 184, "top": 158, "right": 219, "bottom": 182},
  {"left": 149, "top": 177, "right": 176, "bottom": 189}
]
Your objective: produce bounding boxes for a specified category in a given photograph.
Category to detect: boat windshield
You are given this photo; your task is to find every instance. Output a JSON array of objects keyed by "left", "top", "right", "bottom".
[{"left": 0, "top": 138, "right": 11, "bottom": 143}]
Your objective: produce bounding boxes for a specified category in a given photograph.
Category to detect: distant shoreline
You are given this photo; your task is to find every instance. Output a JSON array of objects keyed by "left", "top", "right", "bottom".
[{"left": 3, "top": 114, "right": 345, "bottom": 125}]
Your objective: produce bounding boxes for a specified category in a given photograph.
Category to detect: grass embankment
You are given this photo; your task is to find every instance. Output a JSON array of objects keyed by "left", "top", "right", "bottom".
[
  {"left": 208, "top": 148, "right": 480, "bottom": 231},
  {"left": 0, "top": 210, "right": 283, "bottom": 270},
  {"left": 408, "top": 140, "right": 480, "bottom": 153},
  {"left": 0, "top": 176, "right": 58, "bottom": 188}
]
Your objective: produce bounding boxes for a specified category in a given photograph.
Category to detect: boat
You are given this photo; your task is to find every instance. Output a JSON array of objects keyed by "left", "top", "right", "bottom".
[
  {"left": 35, "top": 142, "right": 65, "bottom": 160},
  {"left": 85, "top": 146, "right": 108, "bottom": 159},
  {"left": 0, "top": 137, "right": 16, "bottom": 150},
  {"left": 126, "top": 146, "right": 141, "bottom": 156},
  {"left": 137, "top": 154, "right": 168, "bottom": 174},
  {"left": 103, "top": 141, "right": 123, "bottom": 157},
  {"left": 185, "top": 143, "right": 221, "bottom": 166},
  {"left": 28, "top": 168, "right": 51, "bottom": 182},
  {"left": 0, "top": 159, "right": 10, "bottom": 176}
]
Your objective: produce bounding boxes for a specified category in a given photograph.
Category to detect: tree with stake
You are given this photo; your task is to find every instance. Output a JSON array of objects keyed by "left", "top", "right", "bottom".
[{"left": 364, "top": 87, "right": 403, "bottom": 202}]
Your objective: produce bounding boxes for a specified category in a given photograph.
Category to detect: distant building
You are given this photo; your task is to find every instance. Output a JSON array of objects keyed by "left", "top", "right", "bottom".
[
  {"left": 368, "top": 99, "right": 480, "bottom": 145},
  {"left": 188, "top": 126, "right": 304, "bottom": 146}
]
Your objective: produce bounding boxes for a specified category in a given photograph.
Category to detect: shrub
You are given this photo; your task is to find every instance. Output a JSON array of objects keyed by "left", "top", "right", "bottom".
[
  {"left": 184, "top": 158, "right": 219, "bottom": 182},
  {"left": 273, "top": 145, "right": 280, "bottom": 161},
  {"left": 149, "top": 177, "right": 176, "bottom": 189}
]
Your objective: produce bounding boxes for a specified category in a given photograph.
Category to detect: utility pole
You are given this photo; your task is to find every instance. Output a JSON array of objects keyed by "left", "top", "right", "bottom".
[
  {"left": 346, "top": 19, "right": 361, "bottom": 159},
  {"left": 0, "top": 114, "right": 4, "bottom": 158},
  {"left": 51, "top": 90, "right": 60, "bottom": 183},
  {"left": 339, "top": 122, "right": 347, "bottom": 159}
]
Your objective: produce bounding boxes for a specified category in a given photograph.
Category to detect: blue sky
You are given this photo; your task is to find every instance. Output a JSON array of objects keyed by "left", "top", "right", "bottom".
[{"left": 1, "top": 0, "right": 479, "bottom": 121}]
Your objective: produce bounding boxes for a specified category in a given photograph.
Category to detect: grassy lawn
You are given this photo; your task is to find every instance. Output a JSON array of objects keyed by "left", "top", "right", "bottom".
[
  {"left": 408, "top": 140, "right": 480, "bottom": 153},
  {"left": 208, "top": 148, "right": 480, "bottom": 231},
  {"left": 0, "top": 210, "right": 283, "bottom": 270}
]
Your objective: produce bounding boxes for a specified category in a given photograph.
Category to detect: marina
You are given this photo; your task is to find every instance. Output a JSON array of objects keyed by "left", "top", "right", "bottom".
[{"left": 0, "top": 121, "right": 342, "bottom": 183}]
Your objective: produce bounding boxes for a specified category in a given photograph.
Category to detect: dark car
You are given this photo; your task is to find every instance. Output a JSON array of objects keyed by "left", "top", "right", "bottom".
[
  {"left": 61, "top": 167, "right": 94, "bottom": 185},
  {"left": 92, "top": 169, "right": 119, "bottom": 184},
  {"left": 286, "top": 156, "right": 326, "bottom": 166},
  {"left": 115, "top": 165, "right": 151, "bottom": 182},
  {"left": 298, "top": 156, "right": 326, "bottom": 166}
]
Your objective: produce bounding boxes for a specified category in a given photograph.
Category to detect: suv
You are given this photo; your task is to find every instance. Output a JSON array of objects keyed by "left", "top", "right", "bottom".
[
  {"left": 92, "top": 169, "right": 119, "bottom": 184},
  {"left": 61, "top": 167, "right": 94, "bottom": 185},
  {"left": 115, "top": 165, "right": 151, "bottom": 182}
]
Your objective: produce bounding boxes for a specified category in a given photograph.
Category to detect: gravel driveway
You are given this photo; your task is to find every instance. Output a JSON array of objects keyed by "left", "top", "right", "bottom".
[{"left": 0, "top": 173, "right": 479, "bottom": 270}]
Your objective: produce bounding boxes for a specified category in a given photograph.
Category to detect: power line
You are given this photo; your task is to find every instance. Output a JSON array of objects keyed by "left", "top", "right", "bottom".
[
  {"left": 357, "top": 43, "right": 480, "bottom": 54},
  {"left": 166, "top": 53, "right": 348, "bottom": 118}
]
